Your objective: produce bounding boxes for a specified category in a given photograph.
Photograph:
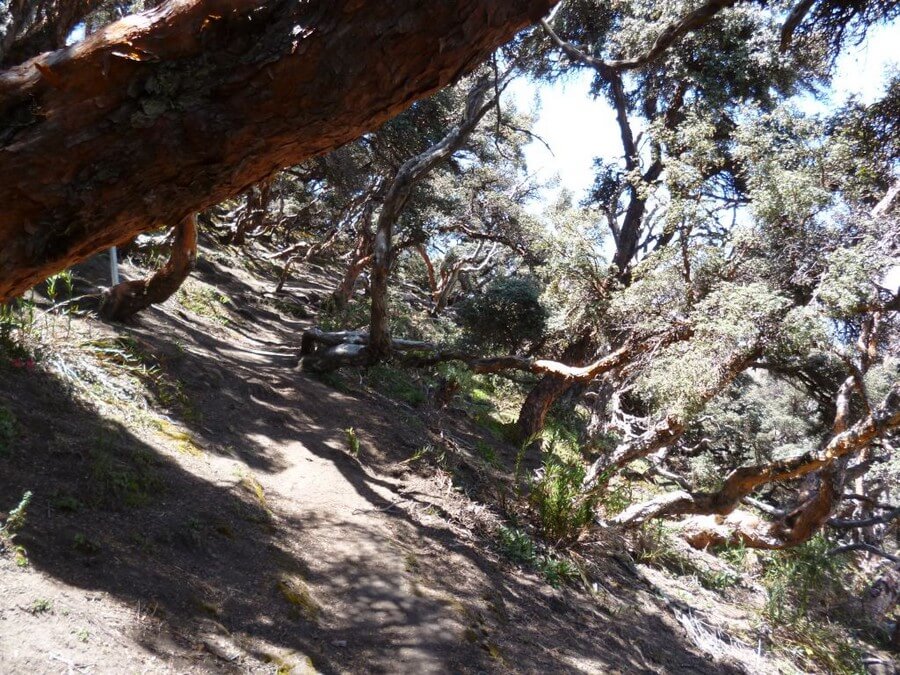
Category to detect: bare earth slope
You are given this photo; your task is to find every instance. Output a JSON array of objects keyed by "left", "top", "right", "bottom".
[{"left": 0, "top": 241, "right": 748, "bottom": 674}]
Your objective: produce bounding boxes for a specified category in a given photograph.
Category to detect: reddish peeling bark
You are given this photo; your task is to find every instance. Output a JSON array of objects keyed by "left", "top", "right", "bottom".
[
  {"left": 330, "top": 251, "right": 373, "bottom": 309},
  {"left": 0, "top": 0, "right": 555, "bottom": 301},
  {"left": 100, "top": 214, "right": 198, "bottom": 321},
  {"left": 516, "top": 333, "right": 594, "bottom": 442}
]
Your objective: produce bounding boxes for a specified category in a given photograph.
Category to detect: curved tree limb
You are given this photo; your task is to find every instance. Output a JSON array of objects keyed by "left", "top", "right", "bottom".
[
  {"left": 298, "top": 323, "right": 692, "bottom": 379},
  {"left": 779, "top": 0, "right": 816, "bottom": 52},
  {"left": 610, "top": 384, "right": 900, "bottom": 542},
  {"left": 828, "top": 506, "right": 900, "bottom": 530},
  {"left": 828, "top": 543, "right": 900, "bottom": 563},
  {"left": 582, "top": 345, "right": 758, "bottom": 488},
  {"left": 541, "top": 0, "right": 738, "bottom": 75},
  {"left": 99, "top": 213, "right": 198, "bottom": 321},
  {"left": 367, "top": 67, "right": 517, "bottom": 361}
]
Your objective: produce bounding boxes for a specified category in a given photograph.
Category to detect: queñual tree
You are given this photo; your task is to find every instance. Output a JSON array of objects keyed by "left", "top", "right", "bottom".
[{"left": 0, "top": 0, "right": 555, "bottom": 301}]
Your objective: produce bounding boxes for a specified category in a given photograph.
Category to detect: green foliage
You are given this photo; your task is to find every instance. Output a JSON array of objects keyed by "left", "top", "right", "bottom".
[
  {"left": 496, "top": 525, "right": 578, "bottom": 587},
  {"left": 0, "top": 298, "right": 37, "bottom": 360},
  {"left": 474, "top": 440, "right": 498, "bottom": 467},
  {"left": 85, "top": 336, "right": 198, "bottom": 421},
  {"left": 817, "top": 244, "right": 884, "bottom": 318},
  {"left": 830, "top": 74, "right": 900, "bottom": 200},
  {"left": 538, "top": 555, "right": 579, "bottom": 588},
  {"left": 606, "top": 248, "right": 691, "bottom": 334},
  {"left": 435, "top": 361, "right": 477, "bottom": 397},
  {"left": 542, "top": 412, "right": 586, "bottom": 464},
  {"left": 596, "top": 473, "right": 632, "bottom": 517},
  {"left": 497, "top": 525, "right": 535, "bottom": 564},
  {"left": 688, "top": 453, "right": 724, "bottom": 491},
  {"left": 456, "top": 276, "right": 548, "bottom": 354},
  {"left": 759, "top": 538, "right": 867, "bottom": 673},
  {"left": 634, "top": 282, "right": 790, "bottom": 418},
  {"left": 529, "top": 453, "right": 596, "bottom": 544},
  {"left": 736, "top": 107, "right": 832, "bottom": 227},
  {"left": 762, "top": 534, "right": 847, "bottom": 624},
  {"left": 366, "top": 364, "right": 426, "bottom": 407},
  {"left": 1, "top": 491, "right": 33, "bottom": 536},
  {"left": 176, "top": 284, "right": 231, "bottom": 324},
  {"left": 317, "top": 297, "right": 370, "bottom": 332},
  {"left": 344, "top": 427, "right": 360, "bottom": 457},
  {"left": 52, "top": 492, "right": 84, "bottom": 513},
  {"left": 1, "top": 491, "right": 32, "bottom": 568},
  {"left": 45, "top": 270, "right": 74, "bottom": 304},
  {"left": 690, "top": 370, "right": 822, "bottom": 475},
  {"left": 770, "top": 618, "right": 865, "bottom": 675}
]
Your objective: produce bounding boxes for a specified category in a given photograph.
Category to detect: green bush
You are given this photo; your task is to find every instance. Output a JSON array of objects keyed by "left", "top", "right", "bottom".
[
  {"left": 497, "top": 525, "right": 536, "bottom": 564},
  {"left": 1, "top": 491, "right": 32, "bottom": 536},
  {"left": 0, "top": 299, "right": 37, "bottom": 360},
  {"left": 762, "top": 534, "right": 847, "bottom": 623},
  {"left": 496, "top": 525, "right": 578, "bottom": 587},
  {"left": 529, "top": 453, "right": 596, "bottom": 544},
  {"left": 456, "top": 276, "right": 547, "bottom": 353},
  {"left": 537, "top": 555, "right": 578, "bottom": 588}
]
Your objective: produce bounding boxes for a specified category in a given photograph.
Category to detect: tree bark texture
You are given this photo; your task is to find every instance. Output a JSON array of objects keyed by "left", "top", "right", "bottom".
[
  {"left": 0, "top": 0, "right": 555, "bottom": 301},
  {"left": 100, "top": 213, "right": 197, "bottom": 321}
]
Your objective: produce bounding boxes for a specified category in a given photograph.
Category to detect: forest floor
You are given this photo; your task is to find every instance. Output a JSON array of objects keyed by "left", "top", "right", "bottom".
[{"left": 0, "top": 236, "right": 887, "bottom": 674}]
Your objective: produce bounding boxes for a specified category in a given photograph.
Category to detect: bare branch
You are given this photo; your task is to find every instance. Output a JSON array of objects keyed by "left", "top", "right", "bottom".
[
  {"left": 828, "top": 543, "right": 900, "bottom": 564},
  {"left": 611, "top": 384, "right": 900, "bottom": 531},
  {"left": 542, "top": 0, "right": 738, "bottom": 74}
]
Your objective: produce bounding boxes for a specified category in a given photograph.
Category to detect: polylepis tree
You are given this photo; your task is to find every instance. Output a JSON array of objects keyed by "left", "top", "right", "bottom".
[{"left": 0, "top": 0, "right": 555, "bottom": 301}]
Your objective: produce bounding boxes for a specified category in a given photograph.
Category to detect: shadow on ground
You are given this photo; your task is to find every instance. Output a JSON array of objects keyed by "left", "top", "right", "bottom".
[{"left": 0, "top": 245, "right": 741, "bottom": 673}]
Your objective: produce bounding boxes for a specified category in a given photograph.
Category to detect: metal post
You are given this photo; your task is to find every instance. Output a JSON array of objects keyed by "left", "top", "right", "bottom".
[{"left": 109, "top": 247, "right": 119, "bottom": 285}]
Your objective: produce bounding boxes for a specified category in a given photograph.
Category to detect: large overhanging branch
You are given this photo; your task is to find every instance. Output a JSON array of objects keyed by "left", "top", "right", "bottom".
[{"left": 0, "top": 0, "right": 556, "bottom": 301}]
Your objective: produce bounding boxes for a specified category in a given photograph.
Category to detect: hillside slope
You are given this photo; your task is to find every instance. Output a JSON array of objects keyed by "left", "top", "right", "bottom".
[{"left": 0, "top": 238, "right": 878, "bottom": 674}]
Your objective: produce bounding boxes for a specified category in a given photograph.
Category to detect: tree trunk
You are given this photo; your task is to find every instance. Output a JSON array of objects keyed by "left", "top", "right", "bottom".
[
  {"left": 330, "top": 254, "right": 372, "bottom": 309},
  {"left": 516, "top": 333, "right": 594, "bottom": 441},
  {"left": 432, "top": 266, "right": 462, "bottom": 315},
  {"left": 415, "top": 244, "right": 438, "bottom": 297},
  {"left": 100, "top": 214, "right": 198, "bottom": 321},
  {"left": 517, "top": 373, "right": 576, "bottom": 443},
  {"left": 366, "top": 76, "right": 499, "bottom": 364},
  {"left": 0, "top": 0, "right": 554, "bottom": 301},
  {"left": 231, "top": 178, "right": 273, "bottom": 246},
  {"left": 368, "top": 207, "right": 397, "bottom": 362}
]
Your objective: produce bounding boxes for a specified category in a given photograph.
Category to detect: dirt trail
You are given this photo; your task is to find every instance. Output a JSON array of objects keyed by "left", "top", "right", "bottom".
[{"left": 0, "top": 249, "right": 746, "bottom": 674}]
